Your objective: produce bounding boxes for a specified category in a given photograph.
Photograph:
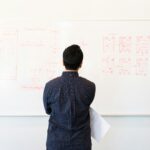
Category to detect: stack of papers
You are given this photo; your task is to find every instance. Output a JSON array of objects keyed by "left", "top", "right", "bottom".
[{"left": 90, "top": 107, "right": 111, "bottom": 142}]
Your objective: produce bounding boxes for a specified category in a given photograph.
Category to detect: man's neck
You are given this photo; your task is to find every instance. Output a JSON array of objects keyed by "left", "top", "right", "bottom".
[{"left": 64, "top": 69, "right": 78, "bottom": 72}]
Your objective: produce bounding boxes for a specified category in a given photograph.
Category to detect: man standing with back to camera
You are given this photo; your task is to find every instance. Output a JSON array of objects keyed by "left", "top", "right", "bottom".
[{"left": 43, "top": 44, "right": 96, "bottom": 150}]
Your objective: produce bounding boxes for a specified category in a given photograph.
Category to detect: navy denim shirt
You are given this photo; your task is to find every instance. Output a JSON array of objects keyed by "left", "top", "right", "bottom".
[{"left": 43, "top": 71, "right": 96, "bottom": 150}]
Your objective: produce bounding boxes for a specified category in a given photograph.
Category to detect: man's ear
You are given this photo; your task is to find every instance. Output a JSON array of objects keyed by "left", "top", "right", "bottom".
[{"left": 79, "top": 62, "right": 83, "bottom": 68}]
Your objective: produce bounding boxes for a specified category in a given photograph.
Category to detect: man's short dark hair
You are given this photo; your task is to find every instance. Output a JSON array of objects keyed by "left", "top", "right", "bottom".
[{"left": 63, "top": 44, "right": 83, "bottom": 70}]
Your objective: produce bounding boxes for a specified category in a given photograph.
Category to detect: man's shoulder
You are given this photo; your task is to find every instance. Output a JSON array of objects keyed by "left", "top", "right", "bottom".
[
  {"left": 79, "top": 76, "right": 95, "bottom": 87},
  {"left": 79, "top": 76, "right": 96, "bottom": 99},
  {"left": 45, "top": 76, "right": 62, "bottom": 87}
]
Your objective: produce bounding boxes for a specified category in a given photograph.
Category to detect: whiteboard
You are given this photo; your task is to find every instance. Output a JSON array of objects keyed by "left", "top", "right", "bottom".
[{"left": 0, "top": 19, "right": 150, "bottom": 116}]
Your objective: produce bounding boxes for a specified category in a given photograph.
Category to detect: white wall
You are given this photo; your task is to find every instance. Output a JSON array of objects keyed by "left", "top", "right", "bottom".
[
  {"left": 0, "top": 0, "right": 150, "bottom": 149},
  {"left": 0, "top": 0, "right": 150, "bottom": 20}
]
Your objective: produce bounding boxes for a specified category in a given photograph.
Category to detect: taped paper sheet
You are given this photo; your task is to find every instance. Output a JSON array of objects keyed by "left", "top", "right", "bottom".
[{"left": 90, "top": 107, "right": 111, "bottom": 142}]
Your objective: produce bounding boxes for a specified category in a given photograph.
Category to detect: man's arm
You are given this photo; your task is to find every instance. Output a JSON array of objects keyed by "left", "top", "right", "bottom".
[
  {"left": 90, "top": 83, "right": 96, "bottom": 105},
  {"left": 92, "top": 83, "right": 96, "bottom": 100},
  {"left": 43, "top": 83, "right": 51, "bottom": 115}
]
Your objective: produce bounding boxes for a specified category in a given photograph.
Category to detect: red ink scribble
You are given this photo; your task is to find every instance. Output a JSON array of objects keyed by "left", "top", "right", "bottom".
[
  {"left": 135, "top": 57, "right": 149, "bottom": 76},
  {"left": 119, "top": 36, "right": 132, "bottom": 54},
  {"left": 21, "top": 85, "right": 43, "bottom": 90},
  {"left": 103, "top": 35, "right": 115, "bottom": 54},
  {"left": 101, "top": 57, "right": 115, "bottom": 74},
  {"left": 117, "top": 58, "right": 132, "bottom": 75},
  {"left": 0, "top": 29, "right": 18, "bottom": 80},
  {"left": 101, "top": 34, "right": 149, "bottom": 76},
  {"left": 136, "top": 36, "right": 150, "bottom": 55}
]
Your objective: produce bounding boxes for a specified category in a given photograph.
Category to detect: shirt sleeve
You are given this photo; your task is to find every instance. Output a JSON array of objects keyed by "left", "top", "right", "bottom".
[
  {"left": 43, "top": 83, "right": 52, "bottom": 115},
  {"left": 93, "top": 83, "right": 96, "bottom": 100},
  {"left": 90, "top": 83, "right": 96, "bottom": 105}
]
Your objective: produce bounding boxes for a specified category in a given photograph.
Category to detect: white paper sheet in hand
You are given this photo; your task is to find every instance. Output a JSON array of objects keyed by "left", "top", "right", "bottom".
[{"left": 90, "top": 107, "right": 111, "bottom": 142}]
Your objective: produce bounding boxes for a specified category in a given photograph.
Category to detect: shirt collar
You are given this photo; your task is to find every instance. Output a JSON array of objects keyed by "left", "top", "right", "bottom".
[{"left": 62, "top": 71, "right": 79, "bottom": 77}]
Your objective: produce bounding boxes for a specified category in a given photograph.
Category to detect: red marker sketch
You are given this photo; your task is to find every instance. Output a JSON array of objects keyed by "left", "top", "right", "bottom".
[
  {"left": 119, "top": 36, "right": 132, "bottom": 54},
  {"left": 101, "top": 34, "right": 150, "bottom": 76},
  {"left": 18, "top": 27, "right": 61, "bottom": 89},
  {"left": 136, "top": 36, "right": 150, "bottom": 55},
  {"left": 103, "top": 35, "right": 115, "bottom": 55},
  {"left": 135, "top": 57, "right": 149, "bottom": 76},
  {"left": 0, "top": 28, "right": 18, "bottom": 80},
  {"left": 117, "top": 58, "right": 132, "bottom": 75},
  {"left": 101, "top": 57, "right": 115, "bottom": 74}
]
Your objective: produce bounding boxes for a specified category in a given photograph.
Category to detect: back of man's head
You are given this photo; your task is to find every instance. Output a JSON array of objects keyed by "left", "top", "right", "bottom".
[{"left": 63, "top": 44, "right": 83, "bottom": 70}]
